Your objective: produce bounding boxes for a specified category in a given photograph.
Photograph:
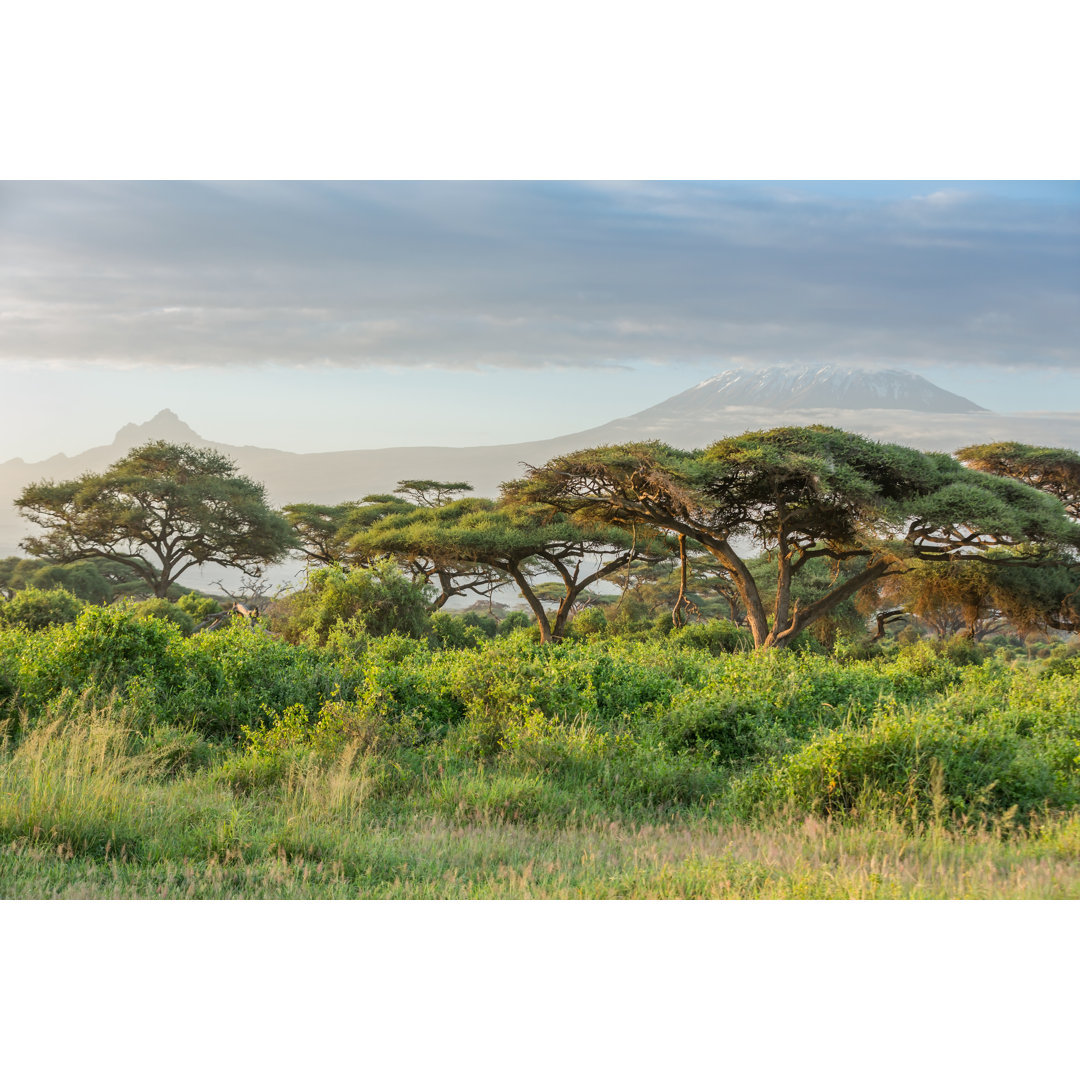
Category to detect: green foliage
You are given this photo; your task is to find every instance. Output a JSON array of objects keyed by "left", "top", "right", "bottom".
[
  {"left": 176, "top": 592, "right": 221, "bottom": 619},
  {"left": 343, "top": 495, "right": 665, "bottom": 642},
  {"left": 509, "top": 426, "right": 1080, "bottom": 649},
  {"left": 660, "top": 691, "right": 776, "bottom": 761},
  {"left": 670, "top": 620, "right": 752, "bottom": 656},
  {"left": 460, "top": 611, "right": 498, "bottom": 638},
  {"left": 393, "top": 479, "right": 474, "bottom": 507},
  {"left": 7, "top": 603, "right": 188, "bottom": 718},
  {"left": 496, "top": 611, "right": 532, "bottom": 636},
  {"left": 278, "top": 561, "right": 433, "bottom": 645},
  {"left": 428, "top": 611, "right": 492, "bottom": 649},
  {"left": 957, "top": 441, "right": 1080, "bottom": 521},
  {"left": 131, "top": 597, "right": 197, "bottom": 636},
  {"left": 571, "top": 607, "right": 608, "bottom": 638},
  {"left": 2, "top": 592, "right": 1079, "bottom": 900},
  {"left": 0, "top": 557, "right": 114, "bottom": 605},
  {"left": 0, "top": 586, "right": 85, "bottom": 631},
  {"left": 751, "top": 704, "right": 1066, "bottom": 821},
  {"left": 17, "top": 440, "right": 293, "bottom": 597}
]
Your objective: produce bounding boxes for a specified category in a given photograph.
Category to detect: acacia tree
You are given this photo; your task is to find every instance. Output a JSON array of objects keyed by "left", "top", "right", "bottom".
[
  {"left": 393, "top": 480, "right": 474, "bottom": 507},
  {"left": 284, "top": 495, "right": 412, "bottom": 567},
  {"left": 287, "top": 490, "right": 506, "bottom": 609},
  {"left": 283, "top": 501, "right": 367, "bottom": 565},
  {"left": 505, "top": 426, "right": 1080, "bottom": 649},
  {"left": 342, "top": 497, "right": 668, "bottom": 642},
  {"left": 957, "top": 442, "right": 1080, "bottom": 521},
  {"left": 869, "top": 557, "right": 1080, "bottom": 640},
  {"left": 16, "top": 441, "right": 293, "bottom": 599},
  {"left": 955, "top": 442, "right": 1080, "bottom": 631}
]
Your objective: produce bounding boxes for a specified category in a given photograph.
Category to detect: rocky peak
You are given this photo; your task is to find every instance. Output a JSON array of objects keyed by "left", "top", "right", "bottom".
[{"left": 112, "top": 409, "right": 207, "bottom": 448}]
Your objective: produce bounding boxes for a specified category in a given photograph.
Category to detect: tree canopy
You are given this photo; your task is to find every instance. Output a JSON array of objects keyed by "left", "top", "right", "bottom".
[
  {"left": 16, "top": 441, "right": 294, "bottom": 598},
  {"left": 956, "top": 442, "right": 1080, "bottom": 521},
  {"left": 342, "top": 496, "right": 669, "bottom": 642},
  {"left": 506, "top": 426, "right": 1080, "bottom": 648},
  {"left": 287, "top": 490, "right": 506, "bottom": 609}
]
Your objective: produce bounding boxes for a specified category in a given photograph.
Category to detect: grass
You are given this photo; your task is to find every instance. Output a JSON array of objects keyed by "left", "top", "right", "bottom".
[
  {"left": 3, "top": 708, "right": 1079, "bottom": 899},
  {"left": 3, "top": 614, "right": 1079, "bottom": 898}
]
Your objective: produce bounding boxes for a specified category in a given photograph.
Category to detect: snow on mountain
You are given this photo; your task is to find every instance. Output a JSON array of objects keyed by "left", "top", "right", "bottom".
[{"left": 659, "top": 365, "right": 987, "bottom": 415}]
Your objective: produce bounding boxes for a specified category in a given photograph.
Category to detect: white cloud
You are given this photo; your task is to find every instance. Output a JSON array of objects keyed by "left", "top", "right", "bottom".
[{"left": 912, "top": 189, "right": 971, "bottom": 206}]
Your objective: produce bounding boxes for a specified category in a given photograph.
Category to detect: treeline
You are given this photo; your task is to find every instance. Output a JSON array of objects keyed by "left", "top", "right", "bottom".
[{"left": 4, "top": 430, "right": 1080, "bottom": 650}]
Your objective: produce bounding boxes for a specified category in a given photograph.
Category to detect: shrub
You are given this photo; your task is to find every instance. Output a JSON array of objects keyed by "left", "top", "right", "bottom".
[
  {"left": 429, "top": 612, "right": 495, "bottom": 649},
  {"left": 277, "top": 562, "right": 432, "bottom": 645},
  {"left": 132, "top": 598, "right": 196, "bottom": 636},
  {"left": 670, "top": 620, "right": 752, "bottom": 656},
  {"left": 176, "top": 592, "right": 221, "bottom": 620},
  {"left": 659, "top": 691, "right": 775, "bottom": 762},
  {"left": 570, "top": 607, "right": 608, "bottom": 638},
  {"left": 748, "top": 705, "right": 1069, "bottom": 820},
  {"left": 496, "top": 611, "right": 532, "bottom": 636},
  {"left": 0, "top": 586, "right": 85, "bottom": 631},
  {"left": 460, "top": 611, "right": 498, "bottom": 639},
  {"left": 11, "top": 604, "right": 187, "bottom": 718}
]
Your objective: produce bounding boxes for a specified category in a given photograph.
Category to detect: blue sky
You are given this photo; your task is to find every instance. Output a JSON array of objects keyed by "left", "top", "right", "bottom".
[{"left": 2, "top": 180, "right": 1078, "bottom": 460}]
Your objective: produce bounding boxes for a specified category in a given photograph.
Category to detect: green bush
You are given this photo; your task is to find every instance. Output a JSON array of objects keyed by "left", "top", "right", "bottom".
[
  {"left": 176, "top": 592, "right": 221, "bottom": 620},
  {"left": 460, "top": 611, "right": 498, "bottom": 639},
  {"left": 670, "top": 620, "right": 752, "bottom": 656},
  {"left": 0, "top": 586, "right": 85, "bottom": 631},
  {"left": 495, "top": 610, "right": 532, "bottom": 636},
  {"left": 659, "top": 691, "right": 776, "bottom": 762},
  {"left": 429, "top": 612, "right": 494, "bottom": 649},
  {"left": 749, "top": 704, "right": 1069, "bottom": 820},
  {"left": 10, "top": 603, "right": 187, "bottom": 719},
  {"left": 570, "top": 607, "right": 608, "bottom": 638},
  {"left": 277, "top": 562, "right": 432, "bottom": 645},
  {"left": 131, "top": 598, "right": 196, "bottom": 636}
]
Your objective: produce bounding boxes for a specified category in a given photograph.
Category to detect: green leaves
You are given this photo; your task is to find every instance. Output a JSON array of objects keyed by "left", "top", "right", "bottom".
[
  {"left": 956, "top": 441, "right": 1080, "bottom": 522},
  {"left": 513, "top": 426, "right": 1080, "bottom": 649},
  {"left": 16, "top": 441, "right": 293, "bottom": 597}
]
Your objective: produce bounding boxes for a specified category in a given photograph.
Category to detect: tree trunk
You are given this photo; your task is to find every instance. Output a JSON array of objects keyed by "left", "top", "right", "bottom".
[
  {"left": 507, "top": 563, "right": 553, "bottom": 643},
  {"left": 671, "top": 534, "right": 688, "bottom": 628}
]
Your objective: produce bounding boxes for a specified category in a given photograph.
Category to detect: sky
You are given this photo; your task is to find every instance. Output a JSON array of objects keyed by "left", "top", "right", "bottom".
[{"left": 2, "top": 179, "right": 1078, "bottom": 461}]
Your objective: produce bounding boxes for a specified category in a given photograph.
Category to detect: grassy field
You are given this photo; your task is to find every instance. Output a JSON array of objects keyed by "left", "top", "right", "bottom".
[{"left": 2, "top": 604, "right": 1079, "bottom": 898}]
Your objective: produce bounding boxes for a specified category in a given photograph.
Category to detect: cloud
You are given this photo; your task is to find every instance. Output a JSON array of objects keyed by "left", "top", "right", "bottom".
[
  {"left": 910, "top": 189, "right": 971, "bottom": 206},
  {"left": 0, "top": 181, "right": 1077, "bottom": 372}
]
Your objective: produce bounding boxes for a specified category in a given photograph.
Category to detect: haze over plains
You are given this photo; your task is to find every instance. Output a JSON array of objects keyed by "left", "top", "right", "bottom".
[{"left": 1, "top": 181, "right": 1077, "bottom": 464}]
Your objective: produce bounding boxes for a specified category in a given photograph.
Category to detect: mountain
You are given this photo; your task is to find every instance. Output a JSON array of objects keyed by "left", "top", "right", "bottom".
[
  {"left": 646, "top": 366, "right": 987, "bottom": 414},
  {"left": 571, "top": 368, "right": 1079, "bottom": 450},
  {"left": 2, "top": 367, "right": 1079, "bottom": 576},
  {"left": 112, "top": 409, "right": 208, "bottom": 449}
]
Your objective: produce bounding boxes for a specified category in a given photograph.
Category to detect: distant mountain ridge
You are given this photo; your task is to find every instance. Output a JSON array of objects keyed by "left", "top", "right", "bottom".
[{"left": 2, "top": 367, "right": 1078, "bottom": 577}]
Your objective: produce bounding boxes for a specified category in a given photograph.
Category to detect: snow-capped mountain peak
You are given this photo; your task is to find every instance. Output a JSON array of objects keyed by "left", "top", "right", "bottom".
[{"left": 679, "top": 365, "right": 986, "bottom": 414}]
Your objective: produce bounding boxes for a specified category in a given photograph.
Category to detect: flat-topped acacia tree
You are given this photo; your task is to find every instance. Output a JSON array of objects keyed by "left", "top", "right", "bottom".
[
  {"left": 505, "top": 426, "right": 1080, "bottom": 649},
  {"left": 343, "top": 497, "right": 670, "bottom": 642},
  {"left": 283, "top": 495, "right": 413, "bottom": 567},
  {"left": 286, "top": 491, "right": 506, "bottom": 610},
  {"left": 956, "top": 442, "right": 1080, "bottom": 522},
  {"left": 16, "top": 441, "right": 293, "bottom": 599}
]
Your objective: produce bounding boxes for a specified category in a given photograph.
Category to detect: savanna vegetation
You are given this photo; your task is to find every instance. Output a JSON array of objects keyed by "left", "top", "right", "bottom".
[{"left": 2, "top": 430, "right": 1079, "bottom": 898}]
